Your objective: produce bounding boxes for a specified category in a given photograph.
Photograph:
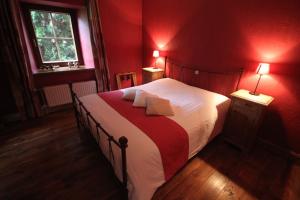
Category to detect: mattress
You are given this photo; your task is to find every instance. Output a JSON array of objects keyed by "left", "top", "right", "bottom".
[{"left": 79, "top": 78, "right": 230, "bottom": 200}]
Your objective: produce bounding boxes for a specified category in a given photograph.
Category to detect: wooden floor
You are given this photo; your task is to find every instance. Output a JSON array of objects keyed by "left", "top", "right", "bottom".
[{"left": 0, "top": 110, "right": 299, "bottom": 200}]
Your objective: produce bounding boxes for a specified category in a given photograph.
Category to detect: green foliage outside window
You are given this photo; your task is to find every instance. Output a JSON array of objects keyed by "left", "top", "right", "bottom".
[{"left": 30, "top": 10, "right": 78, "bottom": 63}]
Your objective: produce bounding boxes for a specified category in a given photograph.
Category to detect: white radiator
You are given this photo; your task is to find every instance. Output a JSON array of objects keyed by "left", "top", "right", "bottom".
[
  {"left": 44, "top": 84, "right": 72, "bottom": 107},
  {"left": 43, "top": 80, "right": 97, "bottom": 107},
  {"left": 72, "top": 80, "right": 97, "bottom": 97}
]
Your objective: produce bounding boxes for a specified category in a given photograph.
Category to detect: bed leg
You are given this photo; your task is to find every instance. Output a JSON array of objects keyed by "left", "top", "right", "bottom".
[
  {"left": 71, "top": 90, "right": 81, "bottom": 130},
  {"left": 74, "top": 109, "right": 80, "bottom": 129},
  {"left": 119, "top": 136, "right": 128, "bottom": 199}
]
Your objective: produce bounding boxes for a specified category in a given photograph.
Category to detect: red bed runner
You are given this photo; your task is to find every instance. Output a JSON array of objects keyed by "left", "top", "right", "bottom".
[{"left": 98, "top": 91, "right": 189, "bottom": 180}]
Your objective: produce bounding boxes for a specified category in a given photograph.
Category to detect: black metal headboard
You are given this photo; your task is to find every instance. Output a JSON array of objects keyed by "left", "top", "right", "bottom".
[{"left": 163, "top": 57, "right": 244, "bottom": 96}]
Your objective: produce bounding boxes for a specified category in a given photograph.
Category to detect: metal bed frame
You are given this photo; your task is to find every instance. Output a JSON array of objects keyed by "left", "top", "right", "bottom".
[
  {"left": 70, "top": 57, "right": 244, "bottom": 199},
  {"left": 70, "top": 82, "right": 128, "bottom": 198},
  {"left": 164, "top": 57, "right": 244, "bottom": 94}
]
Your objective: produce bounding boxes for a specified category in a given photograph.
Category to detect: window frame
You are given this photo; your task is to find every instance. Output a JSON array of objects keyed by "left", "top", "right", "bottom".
[{"left": 22, "top": 3, "right": 83, "bottom": 68}]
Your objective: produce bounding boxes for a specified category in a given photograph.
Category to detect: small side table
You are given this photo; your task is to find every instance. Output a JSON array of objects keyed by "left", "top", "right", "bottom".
[
  {"left": 224, "top": 89, "right": 274, "bottom": 151},
  {"left": 142, "top": 67, "right": 164, "bottom": 84}
]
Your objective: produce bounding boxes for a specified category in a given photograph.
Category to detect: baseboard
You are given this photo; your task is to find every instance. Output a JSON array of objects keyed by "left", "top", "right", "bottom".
[
  {"left": 258, "top": 138, "right": 299, "bottom": 161},
  {"left": 42, "top": 103, "right": 73, "bottom": 115},
  {"left": 0, "top": 113, "right": 22, "bottom": 123}
]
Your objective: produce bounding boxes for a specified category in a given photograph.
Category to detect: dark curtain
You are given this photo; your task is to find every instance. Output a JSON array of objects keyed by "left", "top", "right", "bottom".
[
  {"left": 0, "top": 0, "right": 36, "bottom": 119},
  {"left": 86, "top": 0, "right": 111, "bottom": 92}
]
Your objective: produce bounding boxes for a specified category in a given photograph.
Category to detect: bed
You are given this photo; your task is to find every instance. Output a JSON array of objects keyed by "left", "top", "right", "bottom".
[{"left": 71, "top": 58, "right": 243, "bottom": 200}]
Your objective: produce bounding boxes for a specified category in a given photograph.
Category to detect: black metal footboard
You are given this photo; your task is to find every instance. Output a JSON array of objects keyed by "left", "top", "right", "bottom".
[{"left": 71, "top": 89, "right": 128, "bottom": 198}]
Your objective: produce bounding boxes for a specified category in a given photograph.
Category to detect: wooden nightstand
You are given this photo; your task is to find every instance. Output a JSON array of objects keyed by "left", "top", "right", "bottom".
[
  {"left": 224, "top": 89, "right": 274, "bottom": 151},
  {"left": 142, "top": 67, "right": 164, "bottom": 84}
]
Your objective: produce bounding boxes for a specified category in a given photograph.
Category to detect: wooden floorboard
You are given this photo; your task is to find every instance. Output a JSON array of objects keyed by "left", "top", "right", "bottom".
[{"left": 0, "top": 109, "right": 299, "bottom": 200}]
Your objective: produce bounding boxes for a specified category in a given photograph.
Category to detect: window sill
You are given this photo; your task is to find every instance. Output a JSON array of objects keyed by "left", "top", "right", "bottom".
[{"left": 33, "top": 65, "right": 94, "bottom": 75}]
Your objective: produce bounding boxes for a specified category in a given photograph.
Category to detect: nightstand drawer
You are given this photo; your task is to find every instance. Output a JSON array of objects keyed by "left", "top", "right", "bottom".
[
  {"left": 232, "top": 98, "right": 261, "bottom": 114},
  {"left": 231, "top": 99, "right": 263, "bottom": 125}
]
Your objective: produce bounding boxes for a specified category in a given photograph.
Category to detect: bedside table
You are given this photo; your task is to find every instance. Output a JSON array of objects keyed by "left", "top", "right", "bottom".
[
  {"left": 142, "top": 67, "right": 164, "bottom": 84},
  {"left": 224, "top": 89, "right": 274, "bottom": 151}
]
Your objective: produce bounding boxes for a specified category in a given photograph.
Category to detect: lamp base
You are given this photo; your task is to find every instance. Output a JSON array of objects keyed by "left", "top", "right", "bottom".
[{"left": 249, "top": 91, "right": 260, "bottom": 96}]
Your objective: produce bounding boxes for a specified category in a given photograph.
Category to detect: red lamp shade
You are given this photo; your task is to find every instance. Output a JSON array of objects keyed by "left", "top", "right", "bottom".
[
  {"left": 153, "top": 50, "right": 160, "bottom": 58},
  {"left": 257, "top": 63, "right": 270, "bottom": 75}
]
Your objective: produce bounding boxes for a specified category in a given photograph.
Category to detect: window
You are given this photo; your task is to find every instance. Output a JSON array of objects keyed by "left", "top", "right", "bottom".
[{"left": 23, "top": 4, "right": 82, "bottom": 66}]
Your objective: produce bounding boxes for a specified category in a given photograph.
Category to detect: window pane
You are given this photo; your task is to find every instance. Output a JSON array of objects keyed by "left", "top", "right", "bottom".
[
  {"left": 30, "top": 10, "right": 54, "bottom": 37},
  {"left": 57, "top": 39, "right": 77, "bottom": 61},
  {"left": 52, "top": 13, "right": 73, "bottom": 38},
  {"left": 37, "top": 38, "right": 59, "bottom": 62},
  {"left": 30, "top": 9, "right": 79, "bottom": 64}
]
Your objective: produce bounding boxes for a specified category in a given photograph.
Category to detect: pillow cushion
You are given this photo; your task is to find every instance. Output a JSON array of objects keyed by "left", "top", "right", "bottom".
[
  {"left": 122, "top": 88, "right": 137, "bottom": 101},
  {"left": 133, "top": 90, "right": 157, "bottom": 107},
  {"left": 145, "top": 96, "right": 174, "bottom": 116}
]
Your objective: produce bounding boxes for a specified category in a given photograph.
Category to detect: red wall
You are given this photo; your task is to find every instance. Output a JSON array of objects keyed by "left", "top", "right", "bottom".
[
  {"left": 17, "top": 0, "right": 143, "bottom": 119},
  {"left": 78, "top": 7, "right": 94, "bottom": 68},
  {"left": 20, "top": 0, "right": 97, "bottom": 90},
  {"left": 34, "top": 69, "right": 95, "bottom": 88},
  {"left": 20, "top": 0, "right": 143, "bottom": 90},
  {"left": 99, "top": 0, "right": 143, "bottom": 90},
  {"left": 21, "top": 0, "right": 85, "bottom": 8},
  {"left": 143, "top": 0, "right": 300, "bottom": 154}
]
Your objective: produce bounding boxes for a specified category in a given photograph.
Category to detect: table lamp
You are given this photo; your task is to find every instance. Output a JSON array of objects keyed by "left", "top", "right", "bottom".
[
  {"left": 249, "top": 63, "right": 270, "bottom": 95},
  {"left": 153, "top": 50, "right": 159, "bottom": 68}
]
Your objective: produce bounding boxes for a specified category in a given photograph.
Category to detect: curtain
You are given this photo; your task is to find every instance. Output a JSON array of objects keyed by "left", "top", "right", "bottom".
[
  {"left": 0, "top": 0, "right": 37, "bottom": 119},
  {"left": 86, "top": 0, "right": 111, "bottom": 92}
]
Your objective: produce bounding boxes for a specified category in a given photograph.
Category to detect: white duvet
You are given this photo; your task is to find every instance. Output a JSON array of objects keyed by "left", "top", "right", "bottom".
[{"left": 79, "top": 78, "right": 229, "bottom": 200}]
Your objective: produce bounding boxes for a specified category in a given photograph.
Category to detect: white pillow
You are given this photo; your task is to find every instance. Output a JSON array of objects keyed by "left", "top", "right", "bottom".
[
  {"left": 133, "top": 90, "right": 157, "bottom": 107},
  {"left": 145, "top": 96, "right": 174, "bottom": 116},
  {"left": 122, "top": 88, "right": 137, "bottom": 101}
]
